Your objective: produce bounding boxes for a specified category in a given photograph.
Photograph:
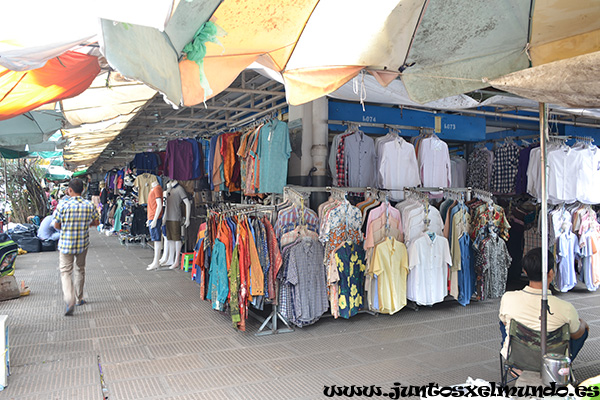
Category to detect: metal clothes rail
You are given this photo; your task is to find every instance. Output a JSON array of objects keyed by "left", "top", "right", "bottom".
[{"left": 205, "top": 202, "right": 292, "bottom": 336}]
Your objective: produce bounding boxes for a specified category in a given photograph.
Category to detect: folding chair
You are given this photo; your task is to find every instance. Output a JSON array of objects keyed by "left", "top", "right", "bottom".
[{"left": 500, "top": 319, "right": 570, "bottom": 386}]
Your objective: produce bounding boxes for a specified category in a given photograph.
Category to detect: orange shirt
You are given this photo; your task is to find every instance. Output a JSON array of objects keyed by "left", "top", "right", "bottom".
[
  {"left": 217, "top": 219, "right": 233, "bottom": 272},
  {"left": 245, "top": 219, "right": 264, "bottom": 296},
  {"left": 147, "top": 185, "right": 163, "bottom": 220}
]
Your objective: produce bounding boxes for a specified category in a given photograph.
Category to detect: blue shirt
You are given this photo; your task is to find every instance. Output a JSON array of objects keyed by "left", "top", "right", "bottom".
[
  {"left": 457, "top": 234, "right": 474, "bottom": 306},
  {"left": 257, "top": 119, "right": 291, "bottom": 194},
  {"left": 37, "top": 216, "right": 59, "bottom": 240},
  {"left": 208, "top": 239, "right": 229, "bottom": 311},
  {"left": 185, "top": 138, "right": 203, "bottom": 179}
]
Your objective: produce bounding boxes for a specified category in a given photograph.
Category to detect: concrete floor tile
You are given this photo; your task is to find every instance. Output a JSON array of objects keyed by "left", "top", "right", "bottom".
[{"left": 2, "top": 232, "right": 599, "bottom": 400}]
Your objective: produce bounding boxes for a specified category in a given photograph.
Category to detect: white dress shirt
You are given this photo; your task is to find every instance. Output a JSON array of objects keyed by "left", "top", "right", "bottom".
[
  {"left": 450, "top": 156, "right": 467, "bottom": 188},
  {"left": 576, "top": 145, "right": 600, "bottom": 204},
  {"left": 378, "top": 138, "right": 421, "bottom": 201},
  {"left": 526, "top": 147, "right": 541, "bottom": 199},
  {"left": 407, "top": 233, "right": 452, "bottom": 306},
  {"left": 417, "top": 136, "right": 452, "bottom": 189},
  {"left": 547, "top": 146, "right": 582, "bottom": 204},
  {"left": 375, "top": 133, "right": 399, "bottom": 187}
]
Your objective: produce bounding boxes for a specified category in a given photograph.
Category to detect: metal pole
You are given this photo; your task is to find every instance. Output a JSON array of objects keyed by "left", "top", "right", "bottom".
[
  {"left": 539, "top": 102, "right": 549, "bottom": 362},
  {"left": 2, "top": 156, "right": 6, "bottom": 206}
]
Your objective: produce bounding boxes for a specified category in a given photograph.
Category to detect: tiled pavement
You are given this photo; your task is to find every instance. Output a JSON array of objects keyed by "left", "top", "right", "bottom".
[{"left": 1, "top": 232, "right": 599, "bottom": 399}]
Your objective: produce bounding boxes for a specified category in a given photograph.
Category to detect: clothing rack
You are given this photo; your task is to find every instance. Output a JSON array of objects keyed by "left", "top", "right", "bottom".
[
  {"left": 328, "top": 119, "right": 429, "bottom": 135},
  {"left": 283, "top": 186, "right": 310, "bottom": 203},
  {"left": 471, "top": 188, "right": 494, "bottom": 204},
  {"left": 443, "top": 187, "right": 472, "bottom": 202},
  {"left": 204, "top": 202, "right": 292, "bottom": 336},
  {"left": 572, "top": 135, "right": 594, "bottom": 144},
  {"left": 548, "top": 135, "right": 569, "bottom": 144}
]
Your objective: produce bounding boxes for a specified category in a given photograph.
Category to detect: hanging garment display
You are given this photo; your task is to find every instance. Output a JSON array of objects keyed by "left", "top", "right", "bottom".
[
  {"left": 407, "top": 232, "right": 452, "bottom": 306},
  {"left": 417, "top": 134, "right": 452, "bottom": 189},
  {"left": 490, "top": 139, "right": 521, "bottom": 194},
  {"left": 130, "top": 152, "right": 161, "bottom": 174},
  {"left": 257, "top": 119, "right": 292, "bottom": 194},
  {"left": 467, "top": 146, "right": 493, "bottom": 191},
  {"left": 377, "top": 137, "right": 421, "bottom": 200}
]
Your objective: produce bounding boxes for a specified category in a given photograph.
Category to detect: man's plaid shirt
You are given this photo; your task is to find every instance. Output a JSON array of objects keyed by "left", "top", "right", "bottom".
[{"left": 53, "top": 196, "right": 99, "bottom": 254}]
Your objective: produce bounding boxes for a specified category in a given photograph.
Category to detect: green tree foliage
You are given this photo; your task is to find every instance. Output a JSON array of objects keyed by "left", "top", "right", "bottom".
[{"left": 1, "top": 159, "right": 48, "bottom": 223}]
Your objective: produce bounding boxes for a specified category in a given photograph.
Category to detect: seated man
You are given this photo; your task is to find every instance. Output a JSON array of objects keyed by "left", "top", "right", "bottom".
[
  {"left": 499, "top": 247, "right": 589, "bottom": 362},
  {"left": 37, "top": 215, "right": 60, "bottom": 242}
]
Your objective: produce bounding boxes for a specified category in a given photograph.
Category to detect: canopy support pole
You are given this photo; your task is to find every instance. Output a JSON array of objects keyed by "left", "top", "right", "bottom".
[
  {"left": 2, "top": 156, "right": 7, "bottom": 217},
  {"left": 539, "top": 102, "right": 549, "bottom": 364}
]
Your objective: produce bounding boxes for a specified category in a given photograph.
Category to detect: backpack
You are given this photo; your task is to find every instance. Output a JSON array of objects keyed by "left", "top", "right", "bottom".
[{"left": 0, "top": 234, "right": 19, "bottom": 277}]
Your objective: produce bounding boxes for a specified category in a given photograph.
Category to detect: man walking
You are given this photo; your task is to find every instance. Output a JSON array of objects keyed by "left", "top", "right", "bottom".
[{"left": 54, "top": 178, "right": 100, "bottom": 315}]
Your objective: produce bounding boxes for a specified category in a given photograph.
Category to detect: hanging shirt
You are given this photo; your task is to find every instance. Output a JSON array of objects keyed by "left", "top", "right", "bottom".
[
  {"left": 450, "top": 156, "right": 467, "bottom": 188},
  {"left": 165, "top": 139, "right": 194, "bottom": 180},
  {"left": 208, "top": 135, "right": 219, "bottom": 190},
  {"left": 576, "top": 145, "right": 600, "bottom": 204},
  {"left": 133, "top": 173, "right": 159, "bottom": 205},
  {"left": 526, "top": 147, "right": 541, "bottom": 199},
  {"left": 329, "top": 133, "right": 350, "bottom": 186},
  {"left": 467, "top": 148, "right": 493, "bottom": 191},
  {"left": 456, "top": 234, "right": 474, "bottom": 306},
  {"left": 490, "top": 142, "right": 521, "bottom": 194},
  {"left": 335, "top": 133, "right": 354, "bottom": 187},
  {"left": 258, "top": 119, "right": 291, "bottom": 194},
  {"left": 228, "top": 245, "right": 241, "bottom": 324},
  {"left": 378, "top": 138, "right": 421, "bottom": 200},
  {"left": 208, "top": 239, "right": 228, "bottom": 311},
  {"left": 262, "top": 216, "right": 282, "bottom": 300},
  {"left": 212, "top": 135, "right": 225, "bottom": 190},
  {"left": 333, "top": 242, "right": 367, "bottom": 319},
  {"left": 185, "top": 138, "right": 204, "bottom": 179},
  {"left": 556, "top": 229, "right": 580, "bottom": 292},
  {"left": 286, "top": 238, "right": 328, "bottom": 326},
  {"left": 417, "top": 136, "right": 452, "bottom": 189},
  {"left": 514, "top": 144, "right": 537, "bottom": 195},
  {"left": 274, "top": 205, "right": 319, "bottom": 240},
  {"left": 470, "top": 203, "right": 511, "bottom": 243},
  {"left": 474, "top": 235, "right": 512, "bottom": 301},
  {"left": 407, "top": 233, "right": 452, "bottom": 306},
  {"left": 344, "top": 131, "right": 377, "bottom": 188},
  {"left": 579, "top": 229, "right": 600, "bottom": 291},
  {"left": 364, "top": 213, "right": 402, "bottom": 251},
  {"left": 371, "top": 238, "right": 409, "bottom": 314},
  {"left": 364, "top": 203, "right": 402, "bottom": 245},
  {"left": 130, "top": 152, "right": 159, "bottom": 174},
  {"left": 547, "top": 146, "right": 583, "bottom": 204}
]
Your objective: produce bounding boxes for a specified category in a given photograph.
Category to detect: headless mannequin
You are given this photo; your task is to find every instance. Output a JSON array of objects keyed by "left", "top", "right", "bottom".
[
  {"left": 158, "top": 181, "right": 191, "bottom": 270},
  {"left": 146, "top": 181, "right": 163, "bottom": 270}
]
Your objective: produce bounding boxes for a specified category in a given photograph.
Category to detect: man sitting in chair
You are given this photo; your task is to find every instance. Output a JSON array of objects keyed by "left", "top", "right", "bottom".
[{"left": 499, "top": 247, "right": 589, "bottom": 362}]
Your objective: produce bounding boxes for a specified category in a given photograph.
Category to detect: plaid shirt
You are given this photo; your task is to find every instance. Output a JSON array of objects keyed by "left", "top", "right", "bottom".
[
  {"left": 491, "top": 143, "right": 521, "bottom": 194},
  {"left": 274, "top": 206, "right": 319, "bottom": 240},
  {"left": 54, "top": 196, "right": 100, "bottom": 254},
  {"left": 335, "top": 133, "right": 353, "bottom": 187}
]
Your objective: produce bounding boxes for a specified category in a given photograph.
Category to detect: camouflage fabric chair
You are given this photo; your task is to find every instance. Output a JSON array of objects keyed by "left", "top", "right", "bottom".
[{"left": 500, "top": 319, "right": 570, "bottom": 386}]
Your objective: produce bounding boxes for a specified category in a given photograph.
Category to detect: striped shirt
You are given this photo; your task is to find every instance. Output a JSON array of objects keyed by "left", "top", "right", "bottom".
[{"left": 54, "top": 196, "right": 99, "bottom": 254}]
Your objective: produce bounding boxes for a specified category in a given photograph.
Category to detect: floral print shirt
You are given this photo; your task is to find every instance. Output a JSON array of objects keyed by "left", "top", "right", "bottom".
[{"left": 334, "top": 243, "right": 367, "bottom": 319}]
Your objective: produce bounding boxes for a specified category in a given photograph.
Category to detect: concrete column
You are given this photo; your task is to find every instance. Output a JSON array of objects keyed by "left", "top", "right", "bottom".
[
  {"left": 311, "top": 96, "right": 329, "bottom": 207},
  {"left": 287, "top": 103, "right": 313, "bottom": 185}
]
